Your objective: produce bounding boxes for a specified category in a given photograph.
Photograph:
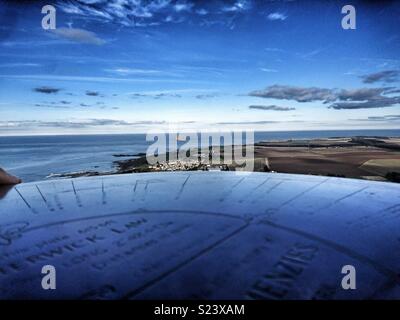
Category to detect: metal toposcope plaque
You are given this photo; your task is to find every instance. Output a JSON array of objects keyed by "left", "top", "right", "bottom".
[{"left": 0, "top": 171, "right": 399, "bottom": 299}]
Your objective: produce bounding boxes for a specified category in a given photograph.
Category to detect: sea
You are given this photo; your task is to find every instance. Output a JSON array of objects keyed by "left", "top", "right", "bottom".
[{"left": 1, "top": 129, "right": 399, "bottom": 183}]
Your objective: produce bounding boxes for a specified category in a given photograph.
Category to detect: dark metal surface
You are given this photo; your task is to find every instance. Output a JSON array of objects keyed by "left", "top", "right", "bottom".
[{"left": 0, "top": 172, "right": 399, "bottom": 299}]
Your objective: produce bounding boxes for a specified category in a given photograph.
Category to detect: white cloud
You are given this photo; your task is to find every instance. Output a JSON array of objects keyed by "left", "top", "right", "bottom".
[
  {"left": 105, "top": 68, "right": 162, "bottom": 75},
  {"left": 0, "top": 63, "right": 40, "bottom": 68},
  {"left": 174, "top": 2, "right": 194, "bottom": 12},
  {"left": 222, "top": 0, "right": 251, "bottom": 12},
  {"left": 0, "top": 74, "right": 202, "bottom": 84},
  {"left": 52, "top": 28, "right": 106, "bottom": 45},
  {"left": 56, "top": 0, "right": 254, "bottom": 28},
  {"left": 260, "top": 68, "right": 278, "bottom": 73},
  {"left": 267, "top": 12, "right": 287, "bottom": 21},
  {"left": 196, "top": 8, "right": 208, "bottom": 15}
]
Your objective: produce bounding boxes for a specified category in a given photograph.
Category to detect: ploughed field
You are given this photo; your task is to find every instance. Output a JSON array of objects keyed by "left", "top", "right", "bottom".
[{"left": 254, "top": 137, "right": 400, "bottom": 182}]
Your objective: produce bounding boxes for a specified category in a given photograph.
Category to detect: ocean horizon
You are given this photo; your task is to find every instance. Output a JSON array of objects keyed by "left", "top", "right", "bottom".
[{"left": 1, "top": 129, "right": 400, "bottom": 183}]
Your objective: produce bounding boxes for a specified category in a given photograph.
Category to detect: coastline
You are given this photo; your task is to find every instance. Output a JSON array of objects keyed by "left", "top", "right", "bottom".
[{"left": 49, "top": 136, "right": 400, "bottom": 183}]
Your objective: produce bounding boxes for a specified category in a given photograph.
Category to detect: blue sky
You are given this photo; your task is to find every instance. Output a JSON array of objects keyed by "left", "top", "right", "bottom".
[{"left": 0, "top": 0, "right": 399, "bottom": 135}]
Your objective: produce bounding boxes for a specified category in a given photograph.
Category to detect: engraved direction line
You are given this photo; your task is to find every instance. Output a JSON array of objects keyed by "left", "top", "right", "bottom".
[
  {"left": 132, "top": 180, "right": 139, "bottom": 201},
  {"left": 52, "top": 183, "right": 64, "bottom": 211},
  {"left": 238, "top": 178, "right": 269, "bottom": 203},
  {"left": 273, "top": 178, "right": 331, "bottom": 211},
  {"left": 36, "top": 185, "right": 55, "bottom": 212},
  {"left": 141, "top": 181, "right": 150, "bottom": 201},
  {"left": 14, "top": 187, "right": 37, "bottom": 214},
  {"left": 349, "top": 202, "right": 400, "bottom": 229},
  {"left": 71, "top": 180, "right": 83, "bottom": 208},
  {"left": 35, "top": 185, "right": 47, "bottom": 203},
  {"left": 219, "top": 176, "right": 246, "bottom": 202},
  {"left": 101, "top": 179, "right": 107, "bottom": 205},
  {"left": 175, "top": 175, "right": 191, "bottom": 200},
  {"left": 316, "top": 186, "right": 369, "bottom": 212},
  {"left": 333, "top": 186, "right": 369, "bottom": 204},
  {"left": 251, "top": 180, "right": 284, "bottom": 204},
  {"left": 123, "top": 221, "right": 250, "bottom": 299}
]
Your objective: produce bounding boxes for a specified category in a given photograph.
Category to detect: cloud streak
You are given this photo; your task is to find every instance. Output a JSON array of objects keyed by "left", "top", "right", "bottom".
[
  {"left": 0, "top": 119, "right": 168, "bottom": 130},
  {"left": 249, "top": 85, "right": 400, "bottom": 109},
  {"left": 361, "top": 70, "right": 399, "bottom": 84},
  {"left": 329, "top": 96, "right": 400, "bottom": 109},
  {"left": 52, "top": 28, "right": 106, "bottom": 45},
  {"left": 249, "top": 85, "right": 336, "bottom": 103},
  {"left": 249, "top": 105, "right": 295, "bottom": 111},
  {"left": 216, "top": 120, "right": 278, "bottom": 125},
  {"left": 129, "top": 91, "right": 183, "bottom": 99},
  {"left": 86, "top": 90, "right": 100, "bottom": 96},
  {"left": 105, "top": 68, "right": 162, "bottom": 76},
  {"left": 195, "top": 93, "right": 220, "bottom": 100},
  {"left": 267, "top": 12, "right": 287, "bottom": 21},
  {"left": 33, "top": 86, "right": 61, "bottom": 94},
  {"left": 350, "top": 115, "right": 400, "bottom": 121}
]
